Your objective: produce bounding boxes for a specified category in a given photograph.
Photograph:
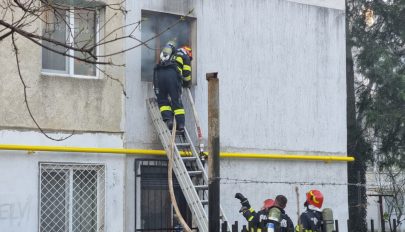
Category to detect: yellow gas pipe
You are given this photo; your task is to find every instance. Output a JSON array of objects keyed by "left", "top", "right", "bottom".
[{"left": 0, "top": 144, "right": 354, "bottom": 162}]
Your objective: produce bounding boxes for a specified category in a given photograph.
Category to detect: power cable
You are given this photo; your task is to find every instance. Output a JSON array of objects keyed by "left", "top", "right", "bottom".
[{"left": 219, "top": 177, "right": 394, "bottom": 189}]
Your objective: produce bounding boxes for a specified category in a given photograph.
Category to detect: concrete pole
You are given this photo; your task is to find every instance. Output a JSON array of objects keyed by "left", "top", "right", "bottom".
[
  {"left": 207, "top": 72, "right": 220, "bottom": 232},
  {"left": 378, "top": 195, "right": 385, "bottom": 232}
]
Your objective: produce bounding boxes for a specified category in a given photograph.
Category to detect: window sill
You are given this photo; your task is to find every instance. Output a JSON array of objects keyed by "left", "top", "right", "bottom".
[{"left": 41, "top": 72, "right": 100, "bottom": 80}]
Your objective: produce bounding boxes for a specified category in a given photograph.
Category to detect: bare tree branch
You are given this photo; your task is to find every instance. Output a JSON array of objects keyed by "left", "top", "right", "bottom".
[
  {"left": 96, "top": 66, "right": 126, "bottom": 97},
  {"left": 0, "top": 19, "right": 96, "bottom": 56},
  {"left": 96, "top": 9, "right": 194, "bottom": 57},
  {"left": 0, "top": 29, "right": 12, "bottom": 39},
  {"left": 11, "top": 33, "right": 74, "bottom": 141},
  {"left": 2, "top": 0, "right": 195, "bottom": 141}
]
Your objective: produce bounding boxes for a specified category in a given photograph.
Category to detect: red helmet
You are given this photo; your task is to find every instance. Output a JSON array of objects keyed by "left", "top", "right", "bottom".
[
  {"left": 261, "top": 199, "right": 274, "bottom": 210},
  {"left": 306, "top": 190, "right": 324, "bottom": 208},
  {"left": 180, "top": 46, "right": 192, "bottom": 59}
]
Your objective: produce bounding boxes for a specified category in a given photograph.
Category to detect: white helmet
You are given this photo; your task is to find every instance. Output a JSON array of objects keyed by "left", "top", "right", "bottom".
[{"left": 159, "top": 42, "right": 175, "bottom": 63}]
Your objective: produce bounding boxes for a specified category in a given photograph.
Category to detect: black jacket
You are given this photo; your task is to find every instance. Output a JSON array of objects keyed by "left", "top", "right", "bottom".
[
  {"left": 279, "top": 208, "right": 294, "bottom": 232},
  {"left": 297, "top": 209, "right": 323, "bottom": 232}
]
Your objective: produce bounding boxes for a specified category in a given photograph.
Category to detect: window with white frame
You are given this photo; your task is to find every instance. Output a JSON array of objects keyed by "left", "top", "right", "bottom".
[
  {"left": 39, "top": 163, "right": 105, "bottom": 232},
  {"left": 42, "top": 5, "right": 101, "bottom": 77}
]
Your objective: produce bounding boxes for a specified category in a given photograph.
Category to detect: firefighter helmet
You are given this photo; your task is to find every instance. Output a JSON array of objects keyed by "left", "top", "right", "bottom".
[
  {"left": 306, "top": 189, "right": 324, "bottom": 208},
  {"left": 261, "top": 199, "right": 274, "bottom": 210},
  {"left": 180, "top": 46, "right": 192, "bottom": 60},
  {"left": 160, "top": 43, "right": 175, "bottom": 63}
]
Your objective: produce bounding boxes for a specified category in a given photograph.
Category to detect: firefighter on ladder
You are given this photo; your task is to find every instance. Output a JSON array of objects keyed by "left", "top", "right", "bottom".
[
  {"left": 153, "top": 41, "right": 192, "bottom": 132},
  {"left": 295, "top": 189, "right": 324, "bottom": 232},
  {"left": 235, "top": 193, "right": 294, "bottom": 232}
]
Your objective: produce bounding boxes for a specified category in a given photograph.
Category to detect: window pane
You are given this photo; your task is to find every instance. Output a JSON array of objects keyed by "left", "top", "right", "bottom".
[
  {"left": 73, "top": 10, "right": 97, "bottom": 76},
  {"left": 42, "top": 10, "right": 68, "bottom": 72},
  {"left": 141, "top": 12, "right": 192, "bottom": 82},
  {"left": 40, "top": 169, "right": 69, "bottom": 232},
  {"left": 72, "top": 170, "right": 98, "bottom": 232}
]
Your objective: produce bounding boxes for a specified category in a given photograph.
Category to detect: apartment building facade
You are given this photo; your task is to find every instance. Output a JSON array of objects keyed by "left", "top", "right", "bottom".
[{"left": 0, "top": 0, "right": 348, "bottom": 231}]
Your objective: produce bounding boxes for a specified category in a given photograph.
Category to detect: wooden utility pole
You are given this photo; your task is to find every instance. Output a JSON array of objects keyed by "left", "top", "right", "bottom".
[{"left": 207, "top": 72, "right": 220, "bottom": 232}]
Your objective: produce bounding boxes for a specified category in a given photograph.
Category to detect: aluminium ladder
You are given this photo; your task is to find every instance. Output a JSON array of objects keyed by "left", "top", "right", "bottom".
[{"left": 147, "top": 98, "right": 229, "bottom": 232}]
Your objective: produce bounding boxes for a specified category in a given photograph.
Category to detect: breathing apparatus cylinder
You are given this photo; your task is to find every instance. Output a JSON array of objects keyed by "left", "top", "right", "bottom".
[
  {"left": 266, "top": 207, "right": 282, "bottom": 232},
  {"left": 322, "top": 208, "right": 334, "bottom": 232}
]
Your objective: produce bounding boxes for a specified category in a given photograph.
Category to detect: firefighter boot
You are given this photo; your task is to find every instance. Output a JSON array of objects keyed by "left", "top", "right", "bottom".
[
  {"left": 177, "top": 122, "right": 185, "bottom": 133},
  {"left": 164, "top": 119, "right": 173, "bottom": 130},
  {"left": 175, "top": 114, "right": 185, "bottom": 133}
]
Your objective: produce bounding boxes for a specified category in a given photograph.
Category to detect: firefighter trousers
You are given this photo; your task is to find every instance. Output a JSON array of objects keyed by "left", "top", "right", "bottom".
[{"left": 153, "top": 68, "right": 185, "bottom": 127}]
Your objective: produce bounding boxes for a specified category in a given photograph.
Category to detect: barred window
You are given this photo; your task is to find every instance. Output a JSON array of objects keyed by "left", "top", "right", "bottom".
[
  {"left": 39, "top": 163, "right": 105, "bottom": 232},
  {"left": 135, "top": 159, "right": 193, "bottom": 231}
]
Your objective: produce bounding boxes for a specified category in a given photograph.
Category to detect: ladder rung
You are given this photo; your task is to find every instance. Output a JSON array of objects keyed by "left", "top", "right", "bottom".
[
  {"left": 201, "top": 200, "right": 208, "bottom": 205},
  {"left": 176, "top": 142, "right": 191, "bottom": 147},
  {"left": 182, "top": 156, "right": 197, "bottom": 161},
  {"left": 188, "top": 170, "right": 203, "bottom": 176},
  {"left": 195, "top": 185, "right": 208, "bottom": 191}
]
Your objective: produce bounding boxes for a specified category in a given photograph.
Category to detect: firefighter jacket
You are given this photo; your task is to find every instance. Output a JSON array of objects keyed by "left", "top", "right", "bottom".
[
  {"left": 242, "top": 207, "right": 294, "bottom": 232},
  {"left": 295, "top": 208, "right": 323, "bottom": 232},
  {"left": 242, "top": 207, "right": 267, "bottom": 232},
  {"left": 174, "top": 50, "right": 192, "bottom": 84},
  {"left": 278, "top": 208, "right": 295, "bottom": 232}
]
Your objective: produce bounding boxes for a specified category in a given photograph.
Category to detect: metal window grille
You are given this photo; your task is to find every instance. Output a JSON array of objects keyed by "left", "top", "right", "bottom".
[
  {"left": 135, "top": 159, "right": 194, "bottom": 231},
  {"left": 39, "top": 163, "right": 105, "bottom": 232}
]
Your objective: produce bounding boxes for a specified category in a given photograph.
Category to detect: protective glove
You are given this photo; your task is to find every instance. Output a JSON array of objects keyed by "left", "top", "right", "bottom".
[
  {"left": 235, "top": 193, "right": 251, "bottom": 208},
  {"left": 182, "top": 80, "right": 191, "bottom": 88},
  {"left": 239, "top": 206, "right": 249, "bottom": 213},
  {"left": 235, "top": 193, "right": 246, "bottom": 201}
]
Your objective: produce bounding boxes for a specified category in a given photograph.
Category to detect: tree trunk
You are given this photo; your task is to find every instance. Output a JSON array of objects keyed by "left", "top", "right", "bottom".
[{"left": 346, "top": 37, "right": 368, "bottom": 232}]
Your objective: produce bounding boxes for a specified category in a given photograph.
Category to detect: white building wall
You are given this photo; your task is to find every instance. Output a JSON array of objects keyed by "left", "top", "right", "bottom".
[
  {"left": 0, "top": 131, "right": 125, "bottom": 232},
  {"left": 124, "top": 0, "right": 346, "bottom": 152},
  {"left": 197, "top": 1, "right": 346, "bottom": 153},
  {"left": 124, "top": 0, "right": 347, "bottom": 231}
]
